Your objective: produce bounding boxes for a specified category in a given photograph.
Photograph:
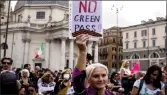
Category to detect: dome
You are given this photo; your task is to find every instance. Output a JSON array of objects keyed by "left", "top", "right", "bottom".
[{"left": 14, "top": 0, "right": 69, "bottom": 11}]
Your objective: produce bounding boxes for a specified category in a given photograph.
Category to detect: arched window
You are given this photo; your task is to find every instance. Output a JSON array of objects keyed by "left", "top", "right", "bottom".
[
  {"left": 131, "top": 53, "right": 140, "bottom": 59},
  {"left": 150, "top": 52, "right": 159, "bottom": 58}
]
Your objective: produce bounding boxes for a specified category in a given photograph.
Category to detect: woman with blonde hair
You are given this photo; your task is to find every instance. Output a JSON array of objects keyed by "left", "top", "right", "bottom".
[
  {"left": 71, "top": 34, "right": 122, "bottom": 95},
  {"left": 120, "top": 60, "right": 131, "bottom": 79},
  {"left": 120, "top": 60, "right": 134, "bottom": 95}
]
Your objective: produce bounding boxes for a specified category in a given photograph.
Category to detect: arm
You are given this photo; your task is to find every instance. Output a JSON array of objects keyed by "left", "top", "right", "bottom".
[
  {"left": 161, "top": 87, "right": 165, "bottom": 95},
  {"left": 112, "top": 85, "right": 121, "bottom": 88},
  {"left": 120, "top": 69, "right": 125, "bottom": 79},
  {"left": 131, "top": 80, "right": 140, "bottom": 95},
  {"left": 75, "top": 34, "right": 89, "bottom": 71},
  {"left": 72, "top": 34, "right": 90, "bottom": 93},
  {"left": 131, "top": 87, "right": 139, "bottom": 95}
]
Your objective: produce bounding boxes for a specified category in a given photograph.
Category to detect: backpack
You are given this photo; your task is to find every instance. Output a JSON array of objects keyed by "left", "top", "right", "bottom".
[
  {"left": 0, "top": 71, "right": 19, "bottom": 95},
  {"left": 138, "top": 79, "right": 144, "bottom": 94}
]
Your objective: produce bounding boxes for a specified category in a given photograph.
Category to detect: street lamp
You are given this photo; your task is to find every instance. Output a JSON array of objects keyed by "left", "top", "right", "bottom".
[
  {"left": 0, "top": 0, "right": 6, "bottom": 60},
  {"left": 165, "top": 24, "right": 167, "bottom": 64},
  {"left": 4, "top": 0, "right": 11, "bottom": 57},
  {"left": 111, "top": 4, "right": 123, "bottom": 72}
]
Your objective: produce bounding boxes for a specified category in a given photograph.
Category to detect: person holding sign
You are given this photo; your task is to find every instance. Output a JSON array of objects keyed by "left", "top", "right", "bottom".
[{"left": 71, "top": 34, "right": 122, "bottom": 95}]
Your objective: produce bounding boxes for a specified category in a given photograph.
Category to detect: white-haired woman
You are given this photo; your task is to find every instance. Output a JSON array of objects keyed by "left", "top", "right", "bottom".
[
  {"left": 19, "top": 69, "right": 35, "bottom": 95},
  {"left": 71, "top": 34, "right": 122, "bottom": 95}
]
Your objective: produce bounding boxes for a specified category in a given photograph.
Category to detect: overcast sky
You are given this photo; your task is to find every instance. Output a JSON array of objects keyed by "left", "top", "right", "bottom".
[{"left": 11, "top": 1, "right": 166, "bottom": 29}]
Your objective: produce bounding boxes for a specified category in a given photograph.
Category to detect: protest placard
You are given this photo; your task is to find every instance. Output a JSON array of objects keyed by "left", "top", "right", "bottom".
[{"left": 69, "top": 0, "right": 103, "bottom": 38}]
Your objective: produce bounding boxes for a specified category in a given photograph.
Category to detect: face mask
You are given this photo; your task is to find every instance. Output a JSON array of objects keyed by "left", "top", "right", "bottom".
[{"left": 63, "top": 74, "right": 70, "bottom": 79}]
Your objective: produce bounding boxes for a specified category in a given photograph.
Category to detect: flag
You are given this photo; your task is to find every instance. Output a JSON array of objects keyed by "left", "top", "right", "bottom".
[
  {"left": 34, "top": 43, "right": 44, "bottom": 58},
  {"left": 131, "top": 62, "right": 140, "bottom": 74},
  {"left": 21, "top": 64, "right": 24, "bottom": 70}
]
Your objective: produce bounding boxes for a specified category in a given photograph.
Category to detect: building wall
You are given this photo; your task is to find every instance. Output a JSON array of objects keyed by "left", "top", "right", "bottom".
[
  {"left": 122, "top": 19, "right": 166, "bottom": 71},
  {"left": 13, "top": 6, "right": 67, "bottom": 24},
  {"left": 123, "top": 22, "right": 166, "bottom": 50},
  {"left": 99, "top": 27, "right": 123, "bottom": 72},
  {"left": 0, "top": 4, "right": 73, "bottom": 71}
]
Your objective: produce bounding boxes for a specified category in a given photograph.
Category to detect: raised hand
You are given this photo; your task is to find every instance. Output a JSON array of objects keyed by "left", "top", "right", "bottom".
[{"left": 76, "top": 34, "right": 90, "bottom": 52}]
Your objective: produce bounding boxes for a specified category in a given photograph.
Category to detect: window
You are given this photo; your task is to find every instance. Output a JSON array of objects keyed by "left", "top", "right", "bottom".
[
  {"left": 132, "top": 54, "right": 139, "bottom": 59},
  {"left": 113, "top": 38, "right": 115, "bottom": 43},
  {"left": 150, "top": 52, "right": 159, "bottom": 58},
  {"left": 143, "top": 41, "right": 146, "bottom": 48},
  {"left": 152, "top": 40, "right": 156, "bottom": 47},
  {"left": 141, "top": 30, "right": 147, "bottom": 36},
  {"left": 165, "top": 26, "right": 167, "bottom": 33},
  {"left": 126, "top": 43, "right": 129, "bottom": 49},
  {"left": 18, "top": 14, "right": 22, "bottom": 22},
  {"left": 144, "top": 54, "right": 146, "bottom": 58},
  {"left": 1, "top": 17, "right": 4, "bottom": 19},
  {"left": 126, "top": 56, "right": 128, "bottom": 59},
  {"left": 65, "top": 14, "right": 69, "bottom": 21},
  {"left": 36, "top": 12, "right": 45, "bottom": 19},
  {"left": 126, "top": 33, "right": 128, "bottom": 39},
  {"left": 152, "top": 28, "right": 156, "bottom": 35},
  {"left": 134, "top": 31, "right": 137, "bottom": 37},
  {"left": 134, "top": 42, "right": 137, "bottom": 48}
]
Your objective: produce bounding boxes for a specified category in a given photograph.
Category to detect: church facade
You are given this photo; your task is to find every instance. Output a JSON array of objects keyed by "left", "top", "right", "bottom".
[{"left": 0, "top": 1, "right": 99, "bottom": 71}]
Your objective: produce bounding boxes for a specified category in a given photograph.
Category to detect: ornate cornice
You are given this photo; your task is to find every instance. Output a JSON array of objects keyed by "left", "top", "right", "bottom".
[
  {"left": 60, "top": 37, "right": 68, "bottom": 40},
  {"left": 45, "top": 38, "right": 52, "bottom": 43}
]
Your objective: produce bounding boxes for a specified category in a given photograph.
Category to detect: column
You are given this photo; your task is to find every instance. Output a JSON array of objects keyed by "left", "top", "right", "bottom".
[
  {"left": 69, "top": 39, "right": 74, "bottom": 69},
  {"left": 24, "top": 39, "right": 31, "bottom": 64},
  {"left": 94, "top": 41, "right": 99, "bottom": 63},
  {"left": 45, "top": 38, "right": 51, "bottom": 68},
  {"left": 87, "top": 41, "right": 93, "bottom": 55},
  {"left": 60, "top": 37, "right": 66, "bottom": 70}
]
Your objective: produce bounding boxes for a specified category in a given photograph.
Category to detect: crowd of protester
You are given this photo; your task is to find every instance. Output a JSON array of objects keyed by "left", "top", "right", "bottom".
[{"left": 0, "top": 34, "right": 167, "bottom": 95}]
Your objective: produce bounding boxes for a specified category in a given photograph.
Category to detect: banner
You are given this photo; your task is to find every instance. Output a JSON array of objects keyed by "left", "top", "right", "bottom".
[{"left": 69, "top": 0, "right": 103, "bottom": 38}]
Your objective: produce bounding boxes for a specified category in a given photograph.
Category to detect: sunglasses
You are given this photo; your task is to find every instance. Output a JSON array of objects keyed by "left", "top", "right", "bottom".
[
  {"left": 2, "top": 62, "right": 11, "bottom": 65},
  {"left": 28, "top": 89, "right": 34, "bottom": 92}
]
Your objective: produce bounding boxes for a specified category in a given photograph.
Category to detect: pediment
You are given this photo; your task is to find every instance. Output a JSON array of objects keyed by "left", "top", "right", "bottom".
[{"left": 32, "top": 57, "right": 45, "bottom": 61}]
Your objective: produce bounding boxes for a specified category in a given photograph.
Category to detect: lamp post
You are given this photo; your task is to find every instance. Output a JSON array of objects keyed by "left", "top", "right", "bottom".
[
  {"left": 165, "top": 25, "right": 167, "bottom": 64},
  {"left": 0, "top": 0, "right": 5, "bottom": 60},
  {"left": 111, "top": 4, "right": 123, "bottom": 72},
  {"left": 0, "top": 1, "right": 2, "bottom": 60},
  {"left": 4, "top": 0, "right": 11, "bottom": 57}
]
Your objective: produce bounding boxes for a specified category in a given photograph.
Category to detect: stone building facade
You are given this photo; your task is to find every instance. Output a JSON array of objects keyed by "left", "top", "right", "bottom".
[
  {"left": 0, "top": 0, "right": 99, "bottom": 71},
  {"left": 122, "top": 17, "right": 167, "bottom": 71},
  {"left": 98, "top": 27, "right": 123, "bottom": 72}
]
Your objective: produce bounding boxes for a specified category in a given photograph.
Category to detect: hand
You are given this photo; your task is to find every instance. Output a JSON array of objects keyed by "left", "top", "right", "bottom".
[
  {"left": 23, "top": 82, "right": 29, "bottom": 86},
  {"left": 106, "top": 83, "right": 114, "bottom": 89},
  {"left": 76, "top": 34, "right": 90, "bottom": 52},
  {"left": 64, "top": 81, "right": 70, "bottom": 86},
  {"left": 19, "top": 88, "right": 25, "bottom": 95}
]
